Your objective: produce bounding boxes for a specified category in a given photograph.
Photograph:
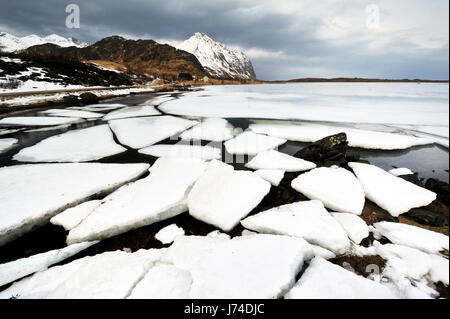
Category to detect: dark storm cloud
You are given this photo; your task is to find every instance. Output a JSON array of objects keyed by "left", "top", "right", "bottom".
[{"left": 0, "top": 0, "right": 448, "bottom": 80}]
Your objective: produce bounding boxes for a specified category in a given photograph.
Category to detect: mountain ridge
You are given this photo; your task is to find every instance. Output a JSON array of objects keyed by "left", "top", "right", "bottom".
[
  {"left": 176, "top": 33, "right": 256, "bottom": 80},
  {"left": 0, "top": 32, "right": 89, "bottom": 53}
]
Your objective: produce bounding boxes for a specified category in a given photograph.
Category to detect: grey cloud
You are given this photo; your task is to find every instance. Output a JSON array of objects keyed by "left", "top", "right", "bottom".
[{"left": 0, "top": 0, "right": 447, "bottom": 80}]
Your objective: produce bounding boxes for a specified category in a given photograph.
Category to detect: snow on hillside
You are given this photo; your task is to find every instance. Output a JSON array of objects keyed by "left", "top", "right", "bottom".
[
  {"left": 176, "top": 33, "right": 256, "bottom": 80},
  {"left": 0, "top": 32, "right": 89, "bottom": 53}
]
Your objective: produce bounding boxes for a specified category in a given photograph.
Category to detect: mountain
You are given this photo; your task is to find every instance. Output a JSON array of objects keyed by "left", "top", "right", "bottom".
[
  {"left": 176, "top": 33, "right": 256, "bottom": 80},
  {"left": 0, "top": 32, "right": 89, "bottom": 53},
  {"left": 19, "top": 36, "right": 207, "bottom": 81}
]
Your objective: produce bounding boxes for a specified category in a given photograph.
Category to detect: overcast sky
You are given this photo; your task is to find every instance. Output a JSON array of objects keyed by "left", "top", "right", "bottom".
[{"left": 1, "top": 0, "right": 448, "bottom": 80}]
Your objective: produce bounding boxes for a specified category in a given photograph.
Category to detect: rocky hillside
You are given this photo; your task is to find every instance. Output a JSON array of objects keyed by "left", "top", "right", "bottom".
[
  {"left": 21, "top": 36, "right": 207, "bottom": 81},
  {"left": 0, "top": 32, "right": 88, "bottom": 53},
  {"left": 0, "top": 53, "right": 133, "bottom": 89},
  {"left": 176, "top": 33, "right": 256, "bottom": 80}
]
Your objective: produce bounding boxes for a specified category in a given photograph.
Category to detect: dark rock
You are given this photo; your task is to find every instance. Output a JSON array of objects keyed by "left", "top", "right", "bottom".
[
  {"left": 79, "top": 92, "right": 99, "bottom": 104},
  {"left": 425, "top": 178, "right": 449, "bottom": 205},
  {"left": 178, "top": 72, "right": 193, "bottom": 81},
  {"left": 399, "top": 173, "right": 425, "bottom": 187},
  {"left": 404, "top": 200, "right": 449, "bottom": 227},
  {"left": 62, "top": 95, "right": 79, "bottom": 106},
  {"left": 330, "top": 255, "right": 386, "bottom": 278},
  {"left": 294, "top": 132, "right": 350, "bottom": 167}
]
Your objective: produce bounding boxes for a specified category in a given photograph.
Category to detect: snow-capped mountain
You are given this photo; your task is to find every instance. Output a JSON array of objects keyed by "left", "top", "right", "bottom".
[
  {"left": 0, "top": 32, "right": 89, "bottom": 53},
  {"left": 176, "top": 33, "right": 256, "bottom": 80}
]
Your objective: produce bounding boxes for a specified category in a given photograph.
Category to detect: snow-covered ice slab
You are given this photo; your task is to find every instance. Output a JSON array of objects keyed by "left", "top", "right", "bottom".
[
  {"left": 72, "top": 103, "right": 126, "bottom": 112},
  {"left": 0, "top": 249, "right": 164, "bottom": 299},
  {"left": 155, "top": 224, "right": 185, "bottom": 244},
  {"left": 255, "top": 169, "right": 285, "bottom": 186},
  {"left": 0, "top": 241, "right": 97, "bottom": 287},
  {"left": 159, "top": 83, "right": 448, "bottom": 127},
  {"left": 0, "top": 128, "right": 22, "bottom": 136},
  {"left": 13, "top": 125, "right": 127, "bottom": 162},
  {"left": 40, "top": 109, "right": 103, "bottom": 119},
  {"left": 128, "top": 263, "right": 192, "bottom": 299},
  {"left": 0, "top": 163, "right": 149, "bottom": 246},
  {"left": 188, "top": 160, "right": 271, "bottom": 232},
  {"left": 331, "top": 213, "right": 369, "bottom": 244},
  {"left": 291, "top": 166, "right": 365, "bottom": 215},
  {"left": 50, "top": 200, "right": 101, "bottom": 231},
  {"left": 161, "top": 234, "right": 314, "bottom": 298},
  {"left": 25, "top": 124, "right": 71, "bottom": 133},
  {"left": 349, "top": 162, "right": 437, "bottom": 217},
  {"left": 241, "top": 200, "right": 351, "bottom": 254},
  {"left": 284, "top": 257, "right": 398, "bottom": 299},
  {"left": 0, "top": 116, "right": 81, "bottom": 127},
  {"left": 139, "top": 144, "right": 221, "bottom": 161},
  {"left": 389, "top": 167, "right": 414, "bottom": 177},
  {"left": 0, "top": 256, "right": 90, "bottom": 299},
  {"left": 371, "top": 221, "right": 449, "bottom": 254},
  {"left": 249, "top": 122, "right": 432, "bottom": 150},
  {"left": 374, "top": 242, "right": 449, "bottom": 287},
  {"left": 46, "top": 250, "right": 161, "bottom": 299},
  {"left": 67, "top": 158, "right": 207, "bottom": 244},
  {"left": 147, "top": 95, "right": 174, "bottom": 106},
  {"left": 224, "top": 131, "right": 286, "bottom": 155},
  {"left": 180, "top": 118, "right": 235, "bottom": 142},
  {"left": 108, "top": 115, "right": 198, "bottom": 149},
  {"left": 0, "top": 138, "right": 18, "bottom": 153},
  {"left": 246, "top": 149, "right": 316, "bottom": 172},
  {"left": 103, "top": 105, "right": 161, "bottom": 120}
]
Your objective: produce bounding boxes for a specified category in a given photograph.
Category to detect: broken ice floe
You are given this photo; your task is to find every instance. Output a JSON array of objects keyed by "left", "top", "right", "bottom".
[
  {"left": 331, "top": 212, "right": 369, "bottom": 244},
  {"left": 188, "top": 160, "right": 271, "bottom": 232},
  {"left": 245, "top": 149, "right": 316, "bottom": 172},
  {"left": 155, "top": 224, "right": 186, "bottom": 244},
  {"left": 24, "top": 124, "right": 72, "bottom": 133},
  {"left": 13, "top": 125, "right": 127, "bottom": 162},
  {"left": 0, "top": 163, "right": 149, "bottom": 246},
  {"left": 0, "top": 241, "right": 98, "bottom": 287},
  {"left": 50, "top": 200, "right": 102, "bottom": 231},
  {"left": 40, "top": 109, "right": 103, "bottom": 119},
  {"left": 371, "top": 221, "right": 449, "bottom": 255},
  {"left": 353, "top": 241, "right": 448, "bottom": 298},
  {"left": 224, "top": 131, "right": 286, "bottom": 155},
  {"left": 160, "top": 234, "right": 314, "bottom": 298},
  {"left": 374, "top": 242, "right": 449, "bottom": 287},
  {"left": 349, "top": 162, "right": 437, "bottom": 217},
  {"left": 127, "top": 263, "right": 192, "bottom": 299},
  {"left": 0, "top": 128, "right": 23, "bottom": 136},
  {"left": 240, "top": 200, "right": 351, "bottom": 254},
  {"left": 67, "top": 158, "right": 207, "bottom": 244},
  {"left": 291, "top": 166, "right": 365, "bottom": 215},
  {"left": 254, "top": 169, "right": 285, "bottom": 186},
  {"left": 103, "top": 105, "right": 161, "bottom": 121},
  {"left": 249, "top": 122, "right": 432, "bottom": 150},
  {"left": 44, "top": 249, "right": 162, "bottom": 298},
  {"left": 139, "top": 144, "right": 221, "bottom": 161},
  {"left": 108, "top": 115, "right": 198, "bottom": 149},
  {"left": 0, "top": 138, "right": 18, "bottom": 153},
  {"left": 388, "top": 167, "right": 414, "bottom": 177},
  {"left": 72, "top": 103, "right": 126, "bottom": 112},
  {"left": 1, "top": 234, "right": 313, "bottom": 299},
  {"left": 284, "top": 256, "right": 398, "bottom": 299},
  {"left": 0, "top": 116, "right": 82, "bottom": 127},
  {"left": 179, "top": 118, "right": 235, "bottom": 142}
]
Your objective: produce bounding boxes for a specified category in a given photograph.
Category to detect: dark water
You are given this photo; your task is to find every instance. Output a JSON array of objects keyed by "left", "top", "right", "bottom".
[{"left": 0, "top": 91, "right": 448, "bottom": 287}]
